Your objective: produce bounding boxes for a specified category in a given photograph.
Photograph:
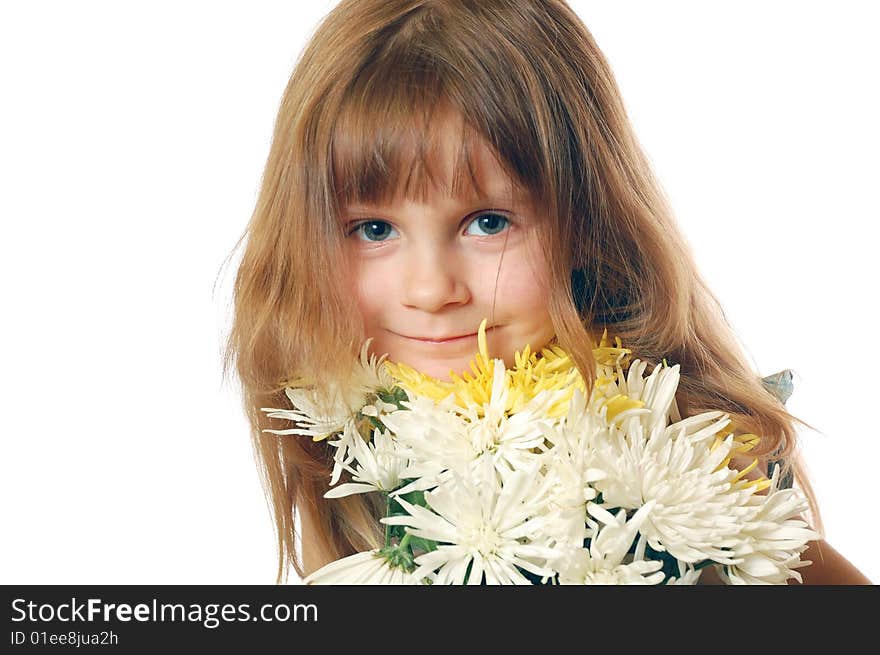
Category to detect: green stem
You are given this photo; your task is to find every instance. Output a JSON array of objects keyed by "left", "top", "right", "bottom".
[
  {"left": 384, "top": 494, "right": 392, "bottom": 548},
  {"left": 399, "top": 532, "right": 412, "bottom": 550}
]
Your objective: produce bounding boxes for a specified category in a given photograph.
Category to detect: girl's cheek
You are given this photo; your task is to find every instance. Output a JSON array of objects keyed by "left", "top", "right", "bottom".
[
  {"left": 351, "top": 257, "right": 396, "bottom": 316},
  {"left": 502, "top": 244, "right": 552, "bottom": 295}
]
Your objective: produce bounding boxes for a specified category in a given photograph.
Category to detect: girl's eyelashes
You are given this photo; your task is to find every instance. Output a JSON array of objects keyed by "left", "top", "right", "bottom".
[
  {"left": 464, "top": 212, "right": 509, "bottom": 237},
  {"left": 347, "top": 211, "right": 511, "bottom": 243},
  {"left": 349, "top": 220, "right": 398, "bottom": 242}
]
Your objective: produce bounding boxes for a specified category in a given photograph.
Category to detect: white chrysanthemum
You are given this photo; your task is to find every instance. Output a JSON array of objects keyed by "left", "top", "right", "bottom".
[
  {"left": 589, "top": 361, "right": 757, "bottom": 564},
  {"left": 536, "top": 387, "right": 607, "bottom": 550},
  {"left": 717, "top": 468, "right": 820, "bottom": 584},
  {"left": 663, "top": 556, "right": 704, "bottom": 585},
  {"left": 262, "top": 338, "right": 398, "bottom": 440},
  {"left": 557, "top": 501, "right": 664, "bottom": 585},
  {"left": 378, "top": 394, "right": 472, "bottom": 493},
  {"left": 665, "top": 563, "right": 702, "bottom": 585},
  {"left": 303, "top": 550, "right": 426, "bottom": 585},
  {"left": 383, "top": 359, "right": 566, "bottom": 495},
  {"left": 324, "top": 425, "right": 406, "bottom": 499},
  {"left": 603, "top": 357, "right": 686, "bottom": 430},
  {"left": 261, "top": 338, "right": 401, "bottom": 484},
  {"left": 382, "top": 458, "right": 563, "bottom": 584}
]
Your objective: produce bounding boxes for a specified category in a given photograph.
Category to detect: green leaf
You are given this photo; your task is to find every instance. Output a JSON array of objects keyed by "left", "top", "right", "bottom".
[
  {"left": 408, "top": 536, "right": 438, "bottom": 554},
  {"left": 398, "top": 489, "right": 429, "bottom": 508},
  {"left": 377, "top": 386, "right": 410, "bottom": 408},
  {"left": 463, "top": 559, "right": 476, "bottom": 584},
  {"left": 387, "top": 495, "right": 411, "bottom": 517}
]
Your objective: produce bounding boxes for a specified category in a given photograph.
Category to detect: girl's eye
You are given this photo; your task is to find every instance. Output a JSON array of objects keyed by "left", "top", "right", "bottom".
[
  {"left": 350, "top": 221, "right": 399, "bottom": 242},
  {"left": 464, "top": 212, "right": 510, "bottom": 237}
]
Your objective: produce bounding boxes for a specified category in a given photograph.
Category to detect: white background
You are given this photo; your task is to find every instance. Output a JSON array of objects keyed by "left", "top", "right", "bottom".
[{"left": 1, "top": 1, "right": 876, "bottom": 585}]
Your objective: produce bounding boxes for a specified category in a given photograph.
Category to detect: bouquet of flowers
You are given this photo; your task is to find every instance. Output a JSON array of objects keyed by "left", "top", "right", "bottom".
[{"left": 261, "top": 320, "right": 818, "bottom": 585}]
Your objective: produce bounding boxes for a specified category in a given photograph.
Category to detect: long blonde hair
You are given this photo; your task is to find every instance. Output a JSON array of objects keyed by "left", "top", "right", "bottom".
[{"left": 221, "top": 0, "right": 823, "bottom": 583}]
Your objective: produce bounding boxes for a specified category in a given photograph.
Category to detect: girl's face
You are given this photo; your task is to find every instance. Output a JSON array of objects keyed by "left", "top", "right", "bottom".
[{"left": 340, "top": 114, "right": 556, "bottom": 381}]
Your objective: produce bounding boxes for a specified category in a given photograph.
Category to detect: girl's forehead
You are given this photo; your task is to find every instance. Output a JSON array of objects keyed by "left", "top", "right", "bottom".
[
  {"left": 366, "top": 152, "right": 523, "bottom": 207},
  {"left": 332, "top": 104, "right": 532, "bottom": 210}
]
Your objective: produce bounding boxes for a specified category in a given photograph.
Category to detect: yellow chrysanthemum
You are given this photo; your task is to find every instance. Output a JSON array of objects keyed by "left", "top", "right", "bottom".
[
  {"left": 383, "top": 318, "right": 641, "bottom": 420},
  {"left": 708, "top": 427, "right": 771, "bottom": 493}
]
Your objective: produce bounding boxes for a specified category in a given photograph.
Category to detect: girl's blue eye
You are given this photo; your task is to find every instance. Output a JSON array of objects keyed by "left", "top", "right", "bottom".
[
  {"left": 465, "top": 212, "right": 509, "bottom": 237},
  {"left": 352, "top": 221, "right": 399, "bottom": 242}
]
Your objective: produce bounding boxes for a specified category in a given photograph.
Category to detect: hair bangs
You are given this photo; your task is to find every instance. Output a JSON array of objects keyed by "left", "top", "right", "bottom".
[
  {"left": 331, "top": 100, "right": 504, "bottom": 214},
  {"left": 326, "top": 24, "right": 545, "bottom": 215}
]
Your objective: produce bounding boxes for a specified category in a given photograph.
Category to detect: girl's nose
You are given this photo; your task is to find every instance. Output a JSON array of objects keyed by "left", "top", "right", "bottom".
[{"left": 400, "top": 247, "right": 470, "bottom": 312}]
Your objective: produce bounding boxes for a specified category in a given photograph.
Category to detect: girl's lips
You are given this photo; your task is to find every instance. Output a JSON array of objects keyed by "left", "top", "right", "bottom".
[
  {"left": 397, "top": 326, "right": 497, "bottom": 344},
  {"left": 412, "top": 333, "right": 476, "bottom": 344}
]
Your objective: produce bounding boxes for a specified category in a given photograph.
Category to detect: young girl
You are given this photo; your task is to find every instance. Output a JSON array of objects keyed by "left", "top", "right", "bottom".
[{"left": 223, "top": 0, "right": 870, "bottom": 584}]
